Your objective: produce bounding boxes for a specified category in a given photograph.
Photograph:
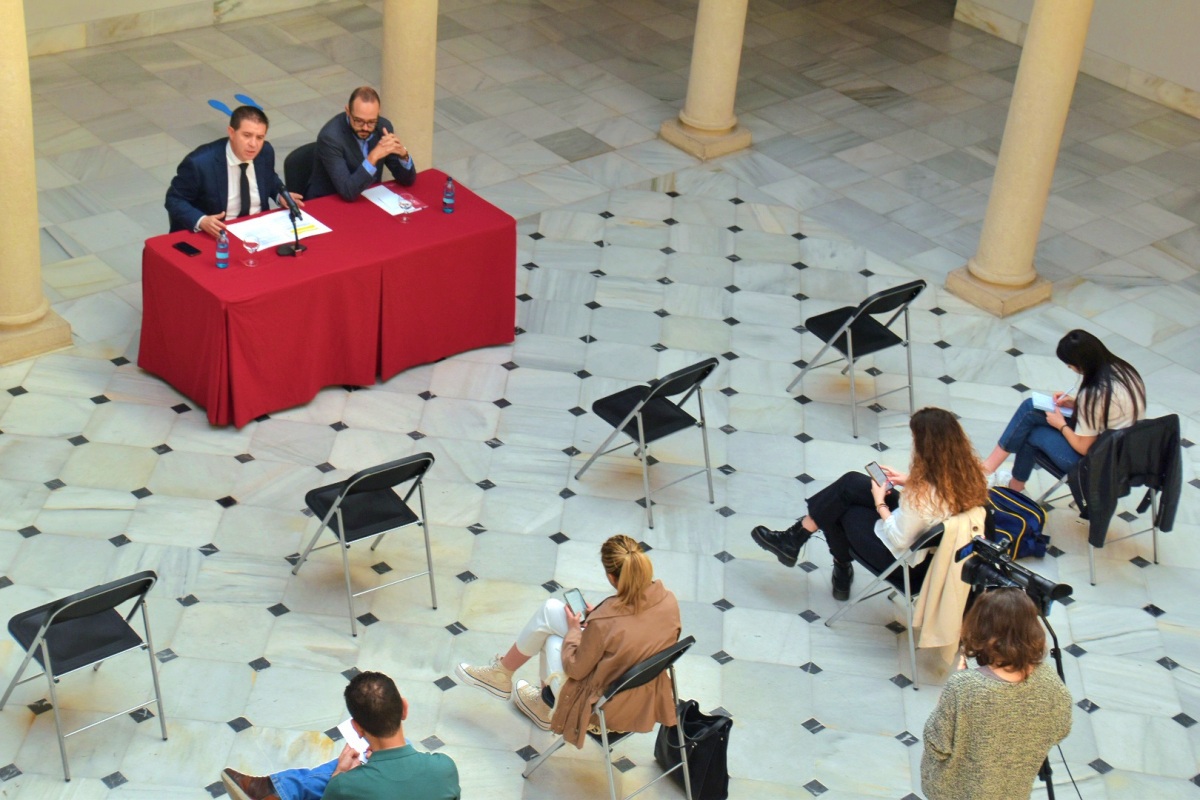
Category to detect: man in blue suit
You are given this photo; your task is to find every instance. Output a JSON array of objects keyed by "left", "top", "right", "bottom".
[
  {"left": 307, "top": 86, "right": 416, "bottom": 202},
  {"left": 165, "top": 106, "right": 301, "bottom": 236}
]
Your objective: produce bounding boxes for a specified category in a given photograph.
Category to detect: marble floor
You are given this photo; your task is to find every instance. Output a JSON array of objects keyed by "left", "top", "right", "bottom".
[{"left": 5, "top": 0, "right": 1200, "bottom": 797}]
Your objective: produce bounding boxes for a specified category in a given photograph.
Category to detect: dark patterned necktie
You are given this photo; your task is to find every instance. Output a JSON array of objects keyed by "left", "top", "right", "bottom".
[{"left": 238, "top": 163, "right": 251, "bottom": 218}]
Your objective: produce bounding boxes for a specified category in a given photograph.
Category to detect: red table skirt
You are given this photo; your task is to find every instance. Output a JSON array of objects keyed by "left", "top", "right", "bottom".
[{"left": 139, "top": 169, "right": 516, "bottom": 426}]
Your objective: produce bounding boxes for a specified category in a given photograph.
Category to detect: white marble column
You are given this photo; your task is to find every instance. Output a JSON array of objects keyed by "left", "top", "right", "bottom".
[
  {"left": 946, "top": 0, "right": 1095, "bottom": 317},
  {"left": 381, "top": 0, "right": 437, "bottom": 170},
  {"left": 0, "top": 0, "right": 71, "bottom": 364},
  {"left": 659, "top": 0, "right": 752, "bottom": 160}
]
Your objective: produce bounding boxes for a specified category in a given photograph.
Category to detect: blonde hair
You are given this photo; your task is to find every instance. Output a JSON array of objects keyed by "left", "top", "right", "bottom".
[{"left": 600, "top": 535, "right": 654, "bottom": 612}]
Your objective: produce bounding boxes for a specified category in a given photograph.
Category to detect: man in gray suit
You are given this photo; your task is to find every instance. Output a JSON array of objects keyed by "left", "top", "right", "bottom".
[{"left": 307, "top": 86, "right": 417, "bottom": 201}]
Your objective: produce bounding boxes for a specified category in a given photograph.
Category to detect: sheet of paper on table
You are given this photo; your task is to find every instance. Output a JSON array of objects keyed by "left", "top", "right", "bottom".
[
  {"left": 336, "top": 718, "right": 370, "bottom": 764},
  {"left": 225, "top": 210, "right": 333, "bottom": 249},
  {"left": 362, "top": 184, "right": 426, "bottom": 216}
]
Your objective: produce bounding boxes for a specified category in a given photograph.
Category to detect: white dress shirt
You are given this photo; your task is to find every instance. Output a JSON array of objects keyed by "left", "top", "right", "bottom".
[{"left": 225, "top": 142, "right": 262, "bottom": 221}]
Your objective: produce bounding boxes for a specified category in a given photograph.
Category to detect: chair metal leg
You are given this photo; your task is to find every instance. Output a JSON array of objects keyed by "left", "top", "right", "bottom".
[
  {"left": 847, "top": 334, "right": 859, "bottom": 438},
  {"left": 598, "top": 710, "right": 619, "bottom": 800},
  {"left": 787, "top": 339, "right": 834, "bottom": 393},
  {"left": 696, "top": 389, "right": 714, "bottom": 504},
  {"left": 575, "top": 425, "right": 625, "bottom": 481},
  {"left": 522, "top": 735, "right": 568, "bottom": 778},
  {"left": 1151, "top": 491, "right": 1160, "bottom": 564},
  {"left": 904, "top": 308, "right": 915, "bottom": 417},
  {"left": 140, "top": 607, "right": 169, "bottom": 741},
  {"left": 1035, "top": 475, "right": 1067, "bottom": 505},
  {"left": 0, "top": 645, "right": 39, "bottom": 710},
  {"left": 1088, "top": 545, "right": 1096, "bottom": 586},
  {"left": 42, "top": 645, "right": 70, "bottom": 781},
  {"left": 636, "top": 416, "right": 653, "bottom": 529},
  {"left": 671, "top": 665, "right": 694, "bottom": 800},
  {"left": 418, "top": 484, "right": 438, "bottom": 609},
  {"left": 292, "top": 517, "right": 333, "bottom": 575},
  {"left": 903, "top": 566, "right": 918, "bottom": 690},
  {"left": 340, "top": 533, "right": 358, "bottom": 637}
]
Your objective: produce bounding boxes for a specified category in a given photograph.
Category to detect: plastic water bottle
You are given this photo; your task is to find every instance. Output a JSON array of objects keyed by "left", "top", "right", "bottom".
[
  {"left": 216, "top": 230, "right": 230, "bottom": 269},
  {"left": 442, "top": 177, "right": 455, "bottom": 214}
]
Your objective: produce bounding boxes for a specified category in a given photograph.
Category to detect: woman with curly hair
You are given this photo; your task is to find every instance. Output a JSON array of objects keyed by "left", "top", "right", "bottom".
[
  {"left": 982, "top": 329, "right": 1146, "bottom": 491},
  {"left": 922, "top": 588, "right": 1072, "bottom": 800},
  {"left": 751, "top": 407, "right": 988, "bottom": 600}
]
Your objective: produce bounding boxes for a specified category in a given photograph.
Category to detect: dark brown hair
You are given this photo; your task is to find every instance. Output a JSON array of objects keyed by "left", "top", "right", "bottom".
[
  {"left": 347, "top": 86, "right": 381, "bottom": 109},
  {"left": 906, "top": 407, "right": 988, "bottom": 515},
  {"left": 600, "top": 535, "right": 653, "bottom": 613},
  {"left": 1056, "top": 329, "right": 1145, "bottom": 431},
  {"left": 960, "top": 588, "right": 1046, "bottom": 676},
  {"left": 344, "top": 671, "right": 404, "bottom": 738},
  {"left": 229, "top": 105, "right": 269, "bottom": 131}
]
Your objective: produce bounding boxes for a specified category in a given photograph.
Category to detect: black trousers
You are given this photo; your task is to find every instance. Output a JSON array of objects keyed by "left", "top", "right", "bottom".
[{"left": 806, "top": 471, "right": 898, "bottom": 572}]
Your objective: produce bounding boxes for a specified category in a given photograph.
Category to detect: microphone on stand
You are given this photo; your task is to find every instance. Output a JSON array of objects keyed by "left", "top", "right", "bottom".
[{"left": 276, "top": 178, "right": 307, "bottom": 257}]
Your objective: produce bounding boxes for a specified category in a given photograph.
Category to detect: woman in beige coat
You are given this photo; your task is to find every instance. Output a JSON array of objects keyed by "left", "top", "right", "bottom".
[{"left": 456, "top": 535, "right": 681, "bottom": 747}]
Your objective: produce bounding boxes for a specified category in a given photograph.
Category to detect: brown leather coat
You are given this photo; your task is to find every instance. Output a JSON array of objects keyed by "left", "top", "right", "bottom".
[{"left": 551, "top": 580, "right": 681, "bottom": 748}]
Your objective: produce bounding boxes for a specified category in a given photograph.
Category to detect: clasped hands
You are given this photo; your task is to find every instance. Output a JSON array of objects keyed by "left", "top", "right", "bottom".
[
  {"left": 368, "top": 129, "right": 409, "bottom": 165},
  {"left": 197, "top": 191, "right": 305, "bottom": 238}
]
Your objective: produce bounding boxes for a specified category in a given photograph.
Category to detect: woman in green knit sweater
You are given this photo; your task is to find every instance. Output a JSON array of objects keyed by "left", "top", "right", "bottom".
[{"left": 921, "top": 588, "right": 1072, "bottom": 800}]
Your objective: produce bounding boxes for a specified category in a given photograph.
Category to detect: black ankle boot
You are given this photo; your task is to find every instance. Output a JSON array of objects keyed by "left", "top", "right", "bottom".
[
  {"left": 750, "top": 525, "right": 810, "bottom": 568},
  {"left": 831, "top": 559, "right": 854, "bottom": 601}
]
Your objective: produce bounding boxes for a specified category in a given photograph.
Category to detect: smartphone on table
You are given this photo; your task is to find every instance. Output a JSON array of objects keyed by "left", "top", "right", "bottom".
[
  {"left": 173, "top": 241, "right": 202, "bottom": 257},
  {"left": 563, "top": 588, "right": 587, "bottom": 621},
  {"left": 865, "top": 461, "right": 892, "bottom": 492}
]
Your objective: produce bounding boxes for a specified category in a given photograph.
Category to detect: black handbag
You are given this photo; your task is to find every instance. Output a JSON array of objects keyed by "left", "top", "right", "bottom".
[{"left": 653, "top": 699, "right": 732, "bottom": 800}]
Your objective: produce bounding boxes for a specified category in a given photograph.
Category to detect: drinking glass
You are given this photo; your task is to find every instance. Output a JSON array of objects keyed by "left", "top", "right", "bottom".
[
  {"left": 397, "top": 193, "right": 415, "bottom": 224},
  {"left": 244, "top": 237, "right": 260, "bottom": 267}
]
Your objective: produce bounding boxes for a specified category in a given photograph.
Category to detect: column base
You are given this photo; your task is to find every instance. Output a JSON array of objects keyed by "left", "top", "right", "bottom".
[
  {"left": 945, "top": 265, "right": 1052, "bottom": 317},
  {"left": 659, "top": 118, "right": 752, "bottom": 160},
  {"left": 0, "top": 310, "right": 73, "bottom": 365}
]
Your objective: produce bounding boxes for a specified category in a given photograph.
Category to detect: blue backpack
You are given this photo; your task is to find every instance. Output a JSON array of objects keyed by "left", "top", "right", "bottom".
[{"left": 986, "top": 487, "right": 1049, "bottom": 559}]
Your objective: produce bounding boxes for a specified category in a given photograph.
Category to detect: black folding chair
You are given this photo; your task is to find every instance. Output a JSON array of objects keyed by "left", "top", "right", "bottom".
[
  {"left": 824, "top": 522, "right": 949, "bottom": 689},
  {"left": 523, "top": 636, "right": 696, "bottom": 800},
  {"left": 285, "top": 142, "right": 318, "bottom": 196},
  {"left": 0, "top": 571, "right": 167, "bottom": 781},
  {"left": 787, "top": 279, "right": 925, "bottom": 437},
  {"left": 1035, "top": 415, "right": 1179, "bottom": 585},
  {"left": 575, "top": 359, "right": 719, "bottom": 529},
  {"left": 291, "top": 453, "right": 437, "bottom": 636}
]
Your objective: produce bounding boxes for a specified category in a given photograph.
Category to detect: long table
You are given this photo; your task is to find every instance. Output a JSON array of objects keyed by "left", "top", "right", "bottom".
[{"left": 139, "top": 169, "right": 516, "bottom": 427}]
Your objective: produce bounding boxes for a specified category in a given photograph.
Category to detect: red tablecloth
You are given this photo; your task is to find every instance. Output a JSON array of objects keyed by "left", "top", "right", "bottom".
[{"left": 139, "top": 169, "right": 516, "bottom": 427}]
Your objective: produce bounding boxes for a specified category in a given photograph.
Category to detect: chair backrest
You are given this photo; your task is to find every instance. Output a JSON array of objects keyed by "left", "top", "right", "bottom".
[
  {"left": 40, "top": 571, "right": 158, "bottom": 627},
  {"left": 285, "top": 142, "right": 318, "bottom": 194},
  {"left": 645, "top": 358, "right": 719, "bottom": 402},
  {"left": 342, "top": 453, "right": 435, "bottom": 497},
  {"left": 854, "top": 279, "right": 926, "bottom": 323},
  {"left": 603, "top": 635, "right": 695, "bottom": 700}
]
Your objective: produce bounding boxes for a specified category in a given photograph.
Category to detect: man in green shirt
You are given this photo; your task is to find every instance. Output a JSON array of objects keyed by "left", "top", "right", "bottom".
[{"left": 222, "top": 672, "right": 459, "bottom": 800}]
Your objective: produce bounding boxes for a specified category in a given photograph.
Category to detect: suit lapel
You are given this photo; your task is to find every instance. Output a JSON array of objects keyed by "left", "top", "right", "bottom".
[{"left": 211, "top": 144, "right": 228, "bottom": 216}]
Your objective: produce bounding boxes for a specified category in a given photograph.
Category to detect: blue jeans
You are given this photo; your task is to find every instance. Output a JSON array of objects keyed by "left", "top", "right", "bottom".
[
  {"left": 270, "top": 758, "right": 336, "bottom": 800},
  {"left": 998, "top": 398, "right": 1080, "bottom": 481}
]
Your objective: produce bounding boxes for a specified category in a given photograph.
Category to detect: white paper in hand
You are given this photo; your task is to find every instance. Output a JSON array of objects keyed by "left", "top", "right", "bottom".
[
  {"left": 1031, "top": 391, "right": 1073, "bottom": 418},
  {"left": 336, "top": 719, "right": 370, "bottom": 764}
]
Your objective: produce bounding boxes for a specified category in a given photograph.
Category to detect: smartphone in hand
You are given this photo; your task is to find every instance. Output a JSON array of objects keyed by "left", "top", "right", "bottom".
[
  {"left": 865, "top": 461, "right": 892, "bottom": 491},
  {"left": 563, "top": 588, "right": 587, "bottom": 621}
]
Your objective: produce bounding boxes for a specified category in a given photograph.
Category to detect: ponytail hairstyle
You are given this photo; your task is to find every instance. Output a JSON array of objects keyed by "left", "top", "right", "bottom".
[
  {"left": 600, "top": 535, "right": 654, "bottom": 612},
  {"left": 1056, "top": 330, "right": 1145, "bottom": 431}
]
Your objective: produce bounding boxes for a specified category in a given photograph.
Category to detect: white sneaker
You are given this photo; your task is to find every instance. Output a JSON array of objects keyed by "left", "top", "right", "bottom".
[
  {"left": 513, "top": 680, "right": 553, "bottom": 731},
  {"left": 455, "top": 656, "right": 513, "bottom": 700},
  {"left": 989, "top": 469, "right": 1013, "bottom": 489}
]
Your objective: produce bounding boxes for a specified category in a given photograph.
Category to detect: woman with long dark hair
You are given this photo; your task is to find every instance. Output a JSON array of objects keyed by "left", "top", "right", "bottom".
[
  {"left": 921, "top": 588, "right": 1072, "bottom": 799},
  {"left": 751, "top": 407, "right": 988, "bottom": 600},
  {"left": 982, "top": 329, "right": 1145, "bottom": 491}
]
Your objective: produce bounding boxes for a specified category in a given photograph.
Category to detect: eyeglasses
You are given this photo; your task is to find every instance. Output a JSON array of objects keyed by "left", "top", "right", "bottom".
[{"left": 348, "top": 114, "right": 379, "bottom": 130}]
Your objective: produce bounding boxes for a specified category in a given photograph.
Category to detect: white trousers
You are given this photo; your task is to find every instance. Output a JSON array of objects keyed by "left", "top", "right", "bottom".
[{"left": 515, "top": 598, "right": 569, "bottom": 692}]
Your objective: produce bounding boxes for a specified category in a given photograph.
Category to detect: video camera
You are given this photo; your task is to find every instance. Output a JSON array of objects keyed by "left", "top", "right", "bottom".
[{"left": 955, "top": 536, "right": 1072, "bottom": 612}]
